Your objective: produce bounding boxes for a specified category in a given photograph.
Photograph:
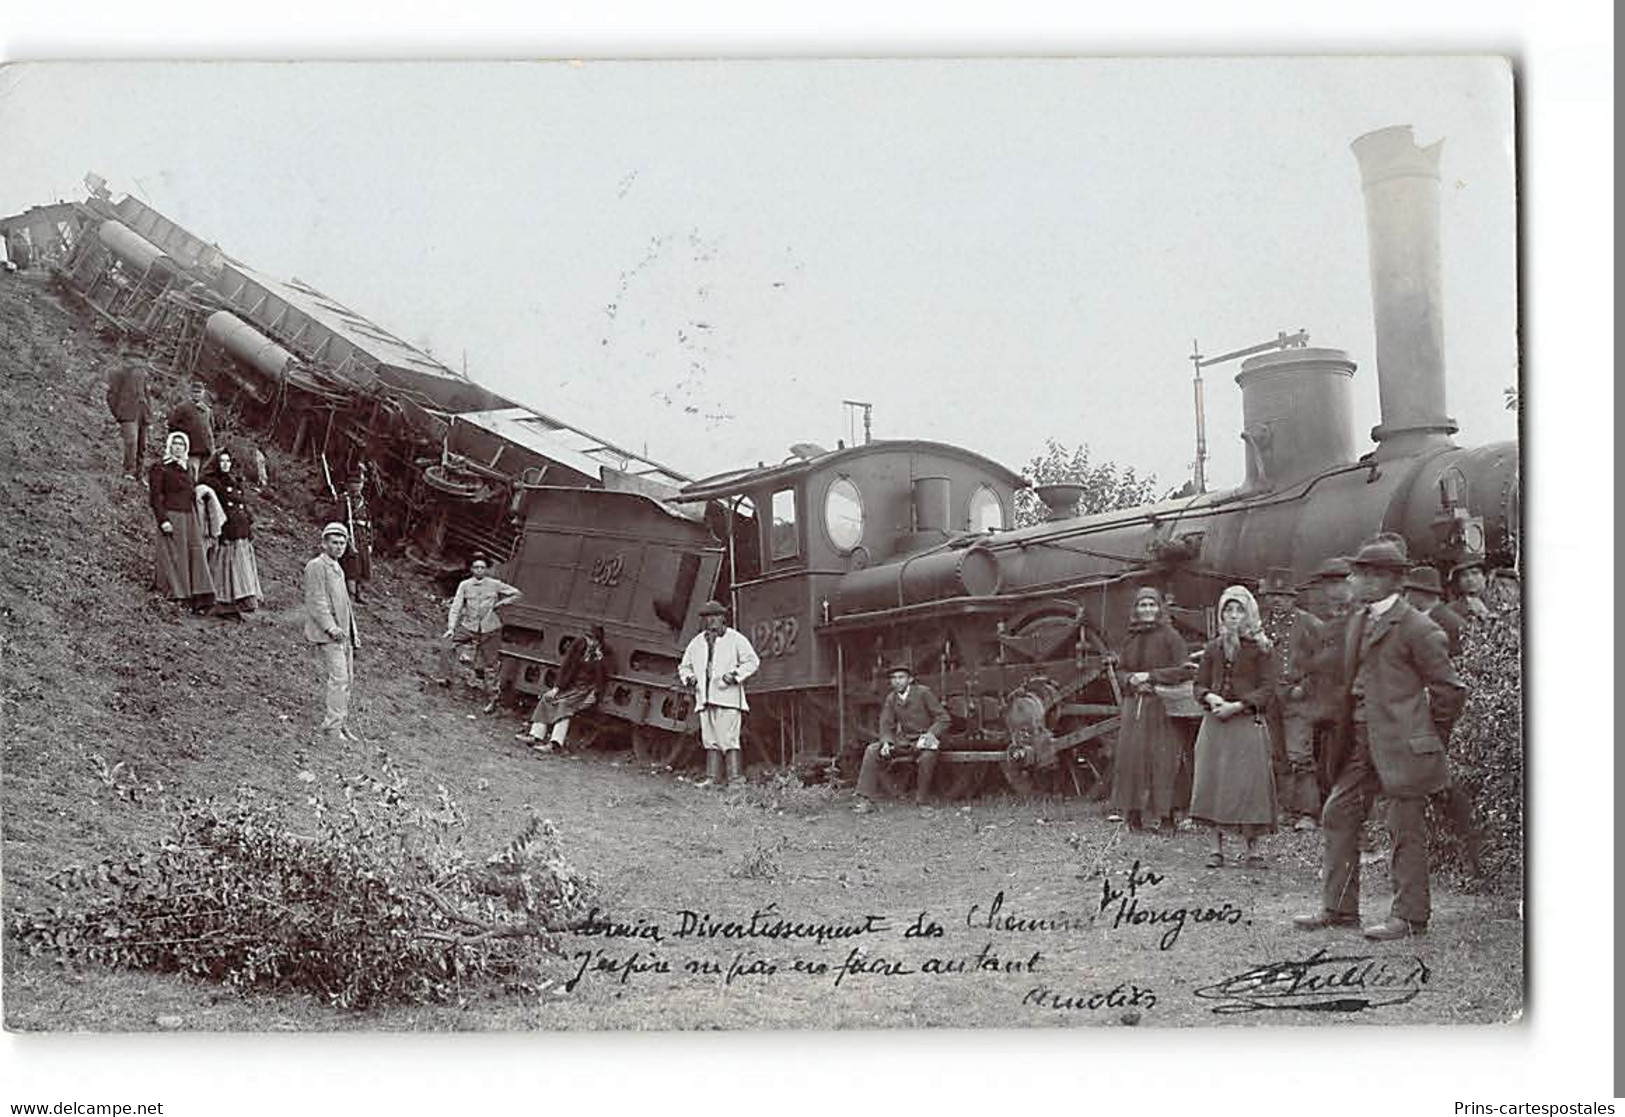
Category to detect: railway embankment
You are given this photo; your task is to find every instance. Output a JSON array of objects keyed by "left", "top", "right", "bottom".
[{"left": 0, "top": 269, "right": 1522, "bottom": 1029}]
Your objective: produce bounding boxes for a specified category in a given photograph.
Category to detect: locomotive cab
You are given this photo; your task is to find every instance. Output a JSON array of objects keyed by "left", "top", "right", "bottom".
[{"left": 676, "top": 440, "right": 1026, "bottom": 773}]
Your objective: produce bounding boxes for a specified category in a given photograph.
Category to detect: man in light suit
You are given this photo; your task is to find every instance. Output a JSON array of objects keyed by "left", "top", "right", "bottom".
[
  {"left": 678, "top": 600, "right": 761, "bottom": 789},
  {"left": 1294, "top": 540, "right": 1466, "bottom": 941},
  {"left": 304, "top": 522, "right": 361, "bottom": 743}
]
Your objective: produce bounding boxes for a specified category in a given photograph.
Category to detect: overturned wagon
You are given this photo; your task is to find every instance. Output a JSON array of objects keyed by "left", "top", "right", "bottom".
[{"left": 498, "top": 485, "right": 724, "bottom": 766}]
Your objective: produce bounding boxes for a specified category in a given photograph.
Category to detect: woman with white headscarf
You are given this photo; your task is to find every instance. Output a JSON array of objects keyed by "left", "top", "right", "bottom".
[
  {"left": 1189, "top": 584, "right": 1278, "bottom": 868},
  {"left": 148, "top": 430, "right": 215, "bottom": 610}
]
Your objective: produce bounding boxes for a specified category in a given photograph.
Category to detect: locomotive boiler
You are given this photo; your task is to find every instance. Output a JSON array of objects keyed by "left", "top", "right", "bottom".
[{"left": 493, "top": 124, "right": 1518, "bottom": 795}]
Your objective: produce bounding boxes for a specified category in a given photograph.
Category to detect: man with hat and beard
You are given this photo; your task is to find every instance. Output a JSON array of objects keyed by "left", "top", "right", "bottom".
[
  {"left": 1258, "top": 568, "right": 1326, "bottom": 830},
  {"left": 1294, "top": 538, "right": 1466, "bottom": 940},
  {"left": 678, "top": 600, "right": 761, "bottom": 788},
  {"left": 304, "top": 522, "right": 361, "bottom": 743},
  {"left": 853, "top": 663, "right": 951, "bottom": 812}
]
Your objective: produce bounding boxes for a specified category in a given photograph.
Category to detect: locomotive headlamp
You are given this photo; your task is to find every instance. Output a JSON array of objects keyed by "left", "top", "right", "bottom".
[
  {"left": 1432, "top": 505, "right": 1486, "bottom": 569},
  {"left": 1431, "top": 466, "right": 1485, "bottom": 568}
]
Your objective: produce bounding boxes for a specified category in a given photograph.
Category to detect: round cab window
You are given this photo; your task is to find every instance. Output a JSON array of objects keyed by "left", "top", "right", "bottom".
[
  {"left": 823, "top": 477, "right": 865, "bottom": 552},
  {"left": 968, "top": 484, "right": 1004, "bottom": 532}
]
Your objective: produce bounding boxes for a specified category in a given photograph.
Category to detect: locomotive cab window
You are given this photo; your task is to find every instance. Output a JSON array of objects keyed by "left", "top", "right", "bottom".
[
  {"left": 968, "top": 483, "right": 1004, "bottom": 532},
  {"left": 769, "top": 487, "right": 800, "bottom": 561},
  {"left": 822, "top": 476, "right": 865, "bottom": 553}
]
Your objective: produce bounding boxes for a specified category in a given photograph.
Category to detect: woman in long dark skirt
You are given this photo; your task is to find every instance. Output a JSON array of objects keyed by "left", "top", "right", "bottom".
[
  {"left": 1110, "top": 587, "right": 1193, "bottom": 832},
  {"left": 148, "top": 431, "right": 215, "bottom": 611},
  {"left": 202, "top": 449, "right": 263, "bottom": 617},
  {"left": 1190, "top": 584, "right": 1278, "bottom": 868}
]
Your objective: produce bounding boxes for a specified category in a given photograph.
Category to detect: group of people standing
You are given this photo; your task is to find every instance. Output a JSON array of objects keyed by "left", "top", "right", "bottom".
[
  {"left": 111, "top": 356, "right": 264, "bottom": 620},
  {"left": 1108, "top": 535, "right": 1502, "bottom": 940}
]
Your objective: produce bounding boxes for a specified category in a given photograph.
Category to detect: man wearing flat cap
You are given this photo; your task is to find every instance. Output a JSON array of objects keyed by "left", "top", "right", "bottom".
[
  {"left": 303, "top": 522, "right": 361, "bottom": 743},
  {"left": 853, "top": 663, "right": 951, "bottom": 813},
  {"left": 1294, "top": 539, "right": 1466, "bottom": 941},
  {"left": 678, "top": 601, "right": 761, "bottom": 788}
]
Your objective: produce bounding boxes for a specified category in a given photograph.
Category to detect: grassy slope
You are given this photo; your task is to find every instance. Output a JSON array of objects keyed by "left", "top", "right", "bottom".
[{"left": 0, "top": 271, "right": 1522, "bottom": 1031}]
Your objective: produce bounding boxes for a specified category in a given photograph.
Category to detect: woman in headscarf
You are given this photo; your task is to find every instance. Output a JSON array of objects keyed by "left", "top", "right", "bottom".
[
  {"left": 1110, "top": 587, "right": 1193, "bottom": 833},
  {"left": 148, "top": 431, "right": 215, "bottom": 611},
  {"left": 522, "top": 626, "right": 611, "bottom": 752},
  {"left": 202, "top": 448, "right": 263, "bottom": 618},
  {"left": 1189, "top": 584, "right": 1278, "bottom": 868}
]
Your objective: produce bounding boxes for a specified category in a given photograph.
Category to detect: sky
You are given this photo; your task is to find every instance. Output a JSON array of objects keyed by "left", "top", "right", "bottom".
[{"left": 0, "top": 57, "right": 1518, "bottom": 489}]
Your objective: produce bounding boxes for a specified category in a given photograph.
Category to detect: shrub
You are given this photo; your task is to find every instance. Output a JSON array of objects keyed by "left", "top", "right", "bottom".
[
  {"left": 10, "top": 753, "right": 595, "bottom": 1009},
  {"left": 1427, "top": 608, "right": 1523, "bottom": 892},
  {"left": 725, "top": 767, "right": 839, "bottom": 816}
]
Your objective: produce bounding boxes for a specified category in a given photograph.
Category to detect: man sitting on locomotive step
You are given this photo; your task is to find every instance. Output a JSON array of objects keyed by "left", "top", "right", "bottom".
[
  {"left": 678, "top": 600, "right": 761, "bottom": 789},
  {"left": 853, "top": 664, "right": 951, "bottom": 812}
]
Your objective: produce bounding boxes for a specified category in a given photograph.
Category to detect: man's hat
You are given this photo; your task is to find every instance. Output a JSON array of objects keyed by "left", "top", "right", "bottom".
[
  {"left": 1449, "top": 557, "right": 1486, "bottom": 582},
  {"left": 885, "top": 663, "right": 916, "bottom": 677},
  {"left": 1403, "top": 566, "right": 1445, "bottom": 595},
  {"left": 320, "top": 521, "right": 349, "bottom": 540},
  {"left": 698, "top": 600, "right": 728, "bottom": 617},
  {"left": 1345, "top": 539, "right": 1410, "bottom": 571},
  {"left": 1302, "top": 557, "right": 1352, "bottom": 587},
  {"left": 1259, "top": 567, "right": 1297, "bottom": 597}
]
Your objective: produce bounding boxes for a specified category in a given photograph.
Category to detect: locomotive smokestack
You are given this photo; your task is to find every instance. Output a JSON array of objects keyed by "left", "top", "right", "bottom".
[{"left": 1351, "top": 125, "right": 1459, "bottom": 455}]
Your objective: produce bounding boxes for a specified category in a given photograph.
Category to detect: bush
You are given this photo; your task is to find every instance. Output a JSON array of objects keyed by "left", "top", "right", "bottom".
[
  {"left": 725, "top": 767, "right": 839, "bottom": 816},
  {"left": 10, "top": 753, "right": 595, "bottom": 1009},
  {"left": 1427, "top": 608, "right": 1523, "bottom": 892}
]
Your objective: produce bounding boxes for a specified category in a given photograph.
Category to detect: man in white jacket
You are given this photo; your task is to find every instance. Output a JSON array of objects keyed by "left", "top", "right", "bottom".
[{"left": 678, "top": 600, "right": 761, "bottom": 788}]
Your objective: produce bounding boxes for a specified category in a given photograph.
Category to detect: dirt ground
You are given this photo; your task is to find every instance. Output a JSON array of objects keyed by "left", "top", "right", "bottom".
[{"left": 0, "top": 269, "right": 1523, "bottom": 1031}]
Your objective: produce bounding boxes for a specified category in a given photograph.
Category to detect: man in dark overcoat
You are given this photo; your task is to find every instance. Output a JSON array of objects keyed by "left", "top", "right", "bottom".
[
  {"left": 166, "top": 381, "right": 215, "bottom": 480},
  {"left": 853, "top": 664, "right": 951, "bottom": 811},
  {"left": 1259, "top": 567, "right": 1326, "bottom": 828},
  {"left": 1301, "top": 558, "right": 1354, "bottom": 796},
  {"left": 1294, "top": 540, "right": 1466, "bottom": 941},
  {"left": 105, "top": 344, "right": 150, "bottom": 480},
  {"left": 1403, "top": 565, "right": 1464, "bottom": 657}
]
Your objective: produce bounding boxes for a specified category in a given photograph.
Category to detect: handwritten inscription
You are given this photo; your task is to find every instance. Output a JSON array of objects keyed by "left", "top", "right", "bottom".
[
  {"left": 1097, "top": 859, "right": 1245, "bottom": 950},
  {"left": 1194, "top": 949, "right": 1429, "bottom": 1014},
  {"left": 1023, "top": 983, "right": 1159, "bottom": 1011},
  {"left": 561, "top": 863, "right": 1247, "bottom": 1011}
]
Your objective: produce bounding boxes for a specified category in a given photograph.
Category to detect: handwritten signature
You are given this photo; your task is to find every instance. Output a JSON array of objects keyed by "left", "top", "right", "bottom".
[{"left": 1194, "top": 948, "right": 1429, "bottom": 1014}]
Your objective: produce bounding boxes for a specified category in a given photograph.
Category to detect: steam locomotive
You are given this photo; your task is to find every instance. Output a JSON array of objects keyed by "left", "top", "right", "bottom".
[{"left": 494, "top": 125, "right": 1519, "bottom": 797}]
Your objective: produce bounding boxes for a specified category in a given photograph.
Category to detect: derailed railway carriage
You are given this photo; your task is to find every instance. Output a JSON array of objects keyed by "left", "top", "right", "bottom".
[{"left": 493, "top": 125, "right": 1521, "bottom": 798}]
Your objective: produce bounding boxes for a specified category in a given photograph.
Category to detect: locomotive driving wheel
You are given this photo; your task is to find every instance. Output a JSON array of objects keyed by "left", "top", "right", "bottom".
[
  {"left": 998, "top": 749, "right": 1107, "bottom": 798},
  {"left": 631, "top": 725, "right": 699, "bottom": 770}
]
